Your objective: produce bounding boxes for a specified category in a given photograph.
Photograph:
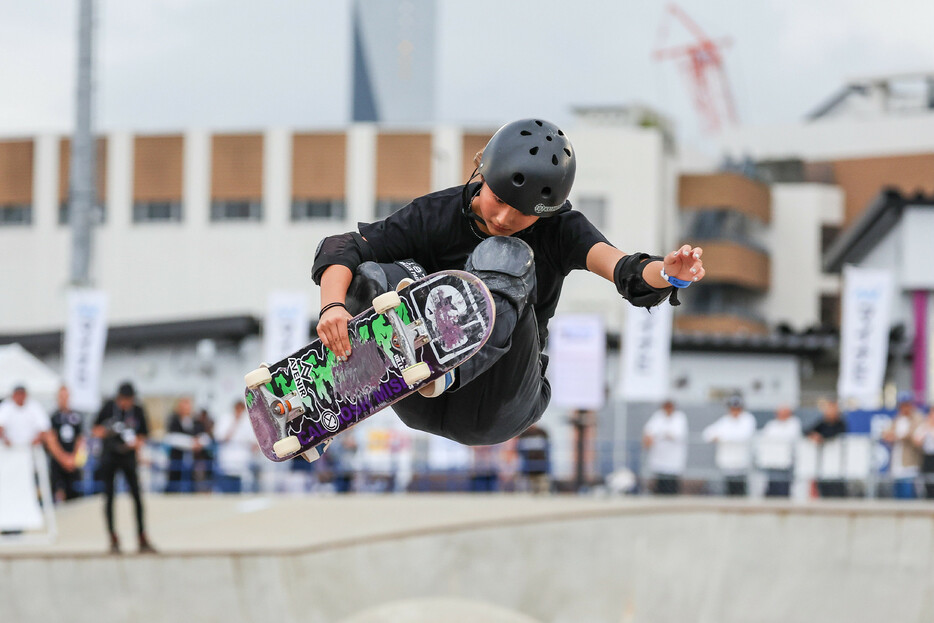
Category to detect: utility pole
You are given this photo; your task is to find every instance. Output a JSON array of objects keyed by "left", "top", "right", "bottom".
[{"left": 69, "top": 0, "right": 96, "bottom": 287}]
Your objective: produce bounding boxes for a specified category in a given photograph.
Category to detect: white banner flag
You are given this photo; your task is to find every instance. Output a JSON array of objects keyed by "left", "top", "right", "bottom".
[
  {"left": 838, "top": 265, "right": 893, "bottom": 408},
  {"left": 0, "top": 448, "right": 45, "bottom": 531},
  {"left": 264, "top": 292, "right": 310, "bottom": 364},
  {"left": 547, "top": 314, "right": 606, "bottom": 410},
  {"left": 63, "top": 289, "right": 109, "bottom": 413},
  {"left": 621, "top": 303, "right": 673, "bottom": 401}
]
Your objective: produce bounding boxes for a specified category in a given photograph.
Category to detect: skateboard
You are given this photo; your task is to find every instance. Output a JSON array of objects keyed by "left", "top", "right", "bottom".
[{"left": 244, "top": 270, "right": 495, "bottom": 462}]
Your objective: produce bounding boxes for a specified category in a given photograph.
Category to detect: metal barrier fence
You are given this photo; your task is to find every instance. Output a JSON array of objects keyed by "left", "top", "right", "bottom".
[{"left": 14, "top": 430, "right": 934, "bottom": 501}]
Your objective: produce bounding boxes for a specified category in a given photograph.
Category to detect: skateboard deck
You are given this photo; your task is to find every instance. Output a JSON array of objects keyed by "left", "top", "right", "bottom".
[{"left": 245, "top": 270, "right": 495, "bottom": 462}]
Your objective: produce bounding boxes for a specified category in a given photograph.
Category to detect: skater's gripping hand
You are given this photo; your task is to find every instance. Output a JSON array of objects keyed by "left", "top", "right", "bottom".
[
  {"left": 317, "top": 304, "right": 353, "bottom": 362},
  {"left": 663, "top": 244, "right": 705, "bottom": 285}
]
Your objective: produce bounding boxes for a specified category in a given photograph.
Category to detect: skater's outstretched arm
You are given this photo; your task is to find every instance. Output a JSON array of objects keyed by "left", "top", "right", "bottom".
[{"left": 586, "top": 242, "right": 706, "bottom": 306}]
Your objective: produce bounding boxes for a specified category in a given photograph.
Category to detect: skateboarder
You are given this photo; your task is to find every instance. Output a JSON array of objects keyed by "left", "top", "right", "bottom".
[{"left": 312, "top": 118, "right": 705, "bottom": 448}]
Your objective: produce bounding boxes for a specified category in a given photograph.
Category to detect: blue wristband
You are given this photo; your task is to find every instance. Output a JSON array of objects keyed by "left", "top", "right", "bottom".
[{"left": 660, "top": 268, "right": 692, "bottom": 289}]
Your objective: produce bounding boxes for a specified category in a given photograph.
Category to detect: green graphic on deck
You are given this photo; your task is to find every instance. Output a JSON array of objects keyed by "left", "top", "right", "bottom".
[
  {"left": 269, "top": 302, "right": 413, "bottom": 402},
  {"left": 273, "top": 373, "right": 295, "bottom": 395}
]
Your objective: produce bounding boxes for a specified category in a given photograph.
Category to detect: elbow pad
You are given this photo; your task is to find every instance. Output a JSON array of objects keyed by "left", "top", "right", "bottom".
[
  {"left": 311, "top": 232, "right": 376, "bottom": 284},
  {"left": 613, "top": 253, "right": 680, "bottom": 308}
]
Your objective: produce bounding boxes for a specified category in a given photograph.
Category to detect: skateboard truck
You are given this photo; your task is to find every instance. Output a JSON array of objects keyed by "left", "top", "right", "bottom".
[
  {"left": 391, "top": 319, "right": 430, "bottom": 350},
  {"left": 273, "top": 392, "right": 305, "bottom": 420},
  {"left": 373, "top": 290, "right": 431, "bottom": 387}
]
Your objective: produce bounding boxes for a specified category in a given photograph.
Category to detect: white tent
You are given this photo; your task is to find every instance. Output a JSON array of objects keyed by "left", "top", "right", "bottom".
[{"left": 0, "top": 343, "right": 61, "bottom": 405}]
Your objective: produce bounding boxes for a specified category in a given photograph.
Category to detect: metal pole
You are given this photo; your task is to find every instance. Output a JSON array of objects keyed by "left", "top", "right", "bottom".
[{"left": 69, "top": 0, "right": 96, "bottom": 287}]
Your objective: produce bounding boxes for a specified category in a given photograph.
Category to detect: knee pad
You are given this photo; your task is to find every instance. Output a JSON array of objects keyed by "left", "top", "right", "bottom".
[{"left": 465, "top": 237, "right": 536, "bottom": 313}]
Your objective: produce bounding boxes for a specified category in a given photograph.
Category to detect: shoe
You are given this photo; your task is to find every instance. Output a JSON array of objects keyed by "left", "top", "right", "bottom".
[
  {"left": 109, "top": 533, "right": 121, "bottom": 555},
  {"left": 138, "top": 534, "right": 157, "bottom": 554},
  {"left": 302, "top": 438, "right": 332, "bottom": 463},
  {"left": 418, "top": 370, "right": 456, "bottom": 398}
]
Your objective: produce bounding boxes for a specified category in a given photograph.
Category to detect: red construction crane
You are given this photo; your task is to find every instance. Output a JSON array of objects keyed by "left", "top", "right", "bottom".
[{"left": 653, "top": 3, "right": 739, "bottom": 134}]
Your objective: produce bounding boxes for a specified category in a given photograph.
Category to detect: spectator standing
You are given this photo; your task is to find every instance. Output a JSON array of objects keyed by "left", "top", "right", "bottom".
[
  {"left": 806, "top": 399, "right": 848, "bottom": 498},
  {"left": 48, "top": 386, "right": 87, "bottom": 502},
  {"left": 325, "top": 435, "right": 358, "bottom": 493},
  {"left": 757, "top": 405, "right": 803, "bottom": 497},
  {"left": 642, "top": 400, "right": 688, "bottom": 495},
  {"left": 163, "top": 397, "right": 212, "bottom": 493},
  {"left": 516, "top": 424, "right": 551, "bottom": 494},
  {"left": 0, "top": 385, "right": 54, "bottom": 449},
  {"left": 194, "top": 407, "right": 216, "bottom": 492},
  {"left": 93, "top": 382, "right": 155, "bottom": 554},
  {"left": 0, "top": 384, "right": 70, "bottom": 464},
  {"left": 214, "top": 400, "right": 257, "bottom": 493},
  {"left": 913, "top": 406, "right": 934, "bottom": 499},
  {"left": 470, "top": 445, "right": 500, "bottom": 492},
  {"left": 702, "top": 396, "right": 757, "bottom": 496},
  {"left": 882, "top": 394, "right": 923, "bottom": 499},
  {"left": 0, "top": 385, "right": 71, "bottom": 535}
]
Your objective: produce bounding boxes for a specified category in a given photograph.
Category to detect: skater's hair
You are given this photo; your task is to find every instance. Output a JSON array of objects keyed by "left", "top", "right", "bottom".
[{"left": 473, "top": 150, "right": 483, "bottom": 169}]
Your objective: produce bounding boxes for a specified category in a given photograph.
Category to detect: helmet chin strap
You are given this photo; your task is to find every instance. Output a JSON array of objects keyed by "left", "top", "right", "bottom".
[{"left": 462, "top": 169, "right": 487, "bottom": 226}]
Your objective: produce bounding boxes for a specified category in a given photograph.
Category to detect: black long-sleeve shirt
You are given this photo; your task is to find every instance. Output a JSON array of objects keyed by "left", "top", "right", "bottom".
[{"left": 313, "top": 183, "right": 609, "bottom": 345}]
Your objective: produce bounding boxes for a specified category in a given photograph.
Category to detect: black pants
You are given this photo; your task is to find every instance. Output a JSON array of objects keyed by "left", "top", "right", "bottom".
[
  {"left": 817, "top": 479, "right": 847, "bottom": 498},
  {"left": 725, "top": 475, "right": 747, "bottom": 496},
  {"left": 921, "top": 455, "right": 934, "bottom": 499},
  {"left": 765, "top": 469, "right": 792, "bottom": 497},
  {"left": 653, "top": 474, "right": 681, "bottom": 495},
  {"left": 50, "top": 462, "right": 83, "bottom": 500},
  {"left": 99, "top": 451, "right": 145, "bottom": 536},
  {"left": 394, "top": 305, "right": 549, "bottom": 446}
]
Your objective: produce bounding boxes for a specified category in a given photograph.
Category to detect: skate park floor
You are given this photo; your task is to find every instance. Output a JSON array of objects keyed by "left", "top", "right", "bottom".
[{"left": 3, "top": 494, "right": 934, "bottom": 623}]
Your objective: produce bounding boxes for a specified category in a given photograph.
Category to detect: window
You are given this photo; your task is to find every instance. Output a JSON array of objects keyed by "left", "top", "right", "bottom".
[
  {"left": 682, "top": 209, "right": 765, "bottom": 251},
  {"left": 375, "top": 200, "right": 407, "bottom": 219},
  {"left": 133, "top": 201, "right": 183, "bottom": 223},
  {"left": 684, "top": 283, "right": 764, "bottom": 323},
  {"left": 210, "top": 200, "right": 262, "bottom": 222},
  {"left": 820, "top": 294, "right": 841, "bottom": 330},
  {"left": 59, "top": 201, "right": 106, "bottom": 225},
  {"left": 821, "top": 225, "right": 842, "bottom": 255},
  {"left": 291, "top": 199, "right": 346, "bottom": 221},
  {"left": 0, "top": 204, "right": 31, "bottom": 226},
  {"left": 576, "top": 196, "right": 607, "bottom": 229}
]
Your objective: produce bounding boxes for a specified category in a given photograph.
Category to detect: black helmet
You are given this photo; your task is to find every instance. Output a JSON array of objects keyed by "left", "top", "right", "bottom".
[{"left": 478, "top": 118, "right": 576, "bottom": 217}]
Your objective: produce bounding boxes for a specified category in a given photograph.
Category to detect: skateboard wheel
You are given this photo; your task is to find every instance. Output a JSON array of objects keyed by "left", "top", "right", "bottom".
[
  {"left": 245, "top": 366, "right": 273, "bottom": 389},
  {"left": 273, "top": 436, "right": 301, "bottom": 458},
  {"left": 402, "top": 362, "right": 430, "bottom": 386},
  {"left": 373, "top": 290, "right": 402, "bottom": 314}
]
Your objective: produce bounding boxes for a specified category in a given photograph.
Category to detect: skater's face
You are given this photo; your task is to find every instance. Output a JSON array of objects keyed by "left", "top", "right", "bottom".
[{"left": 471, "top": 183, "right": 539, "bottom": 237}]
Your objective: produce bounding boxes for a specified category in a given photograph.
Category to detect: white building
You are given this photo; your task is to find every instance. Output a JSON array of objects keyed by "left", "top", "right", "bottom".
[{"left": 0, "top": 115, "right": 685, "bottom": 417}]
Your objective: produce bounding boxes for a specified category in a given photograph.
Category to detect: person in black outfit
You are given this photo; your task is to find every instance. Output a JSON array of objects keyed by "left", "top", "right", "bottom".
[
  {"left": 806, "top": 399, "right": 849, "bottom": 498},
  {"left": 311, "top": 119, "right": 706, "bottom": 453},
  {"left": 49, "top": 386, "right": 86, "bottom": 502},
  {"left": 93, "top": 382, "right": 156, "bottom": 553}
]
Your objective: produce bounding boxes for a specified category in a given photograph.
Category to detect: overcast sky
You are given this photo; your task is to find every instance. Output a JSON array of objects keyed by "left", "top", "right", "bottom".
[{"left": 2, "top": 0, "right": 933, "bottom": 152}]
